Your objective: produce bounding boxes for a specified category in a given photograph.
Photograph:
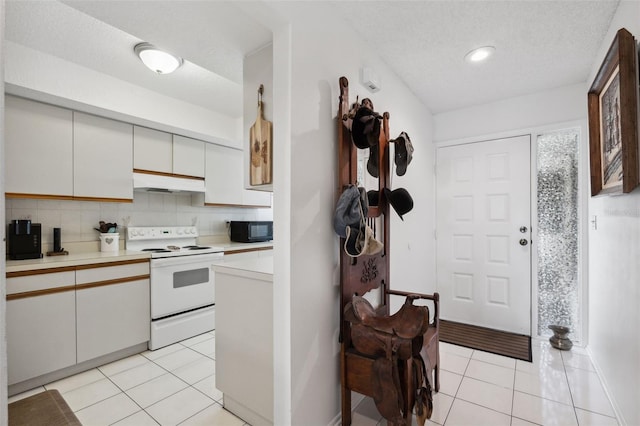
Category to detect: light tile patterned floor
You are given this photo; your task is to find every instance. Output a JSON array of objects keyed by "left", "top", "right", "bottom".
[
  {"left": 9, "top": 335, "right": 619, "bottom": 425},
  {"left": 8, "top": 331, "right": 247, "bottom": 426},
  {"left": 352, "top": 339, "right": 620, "bottom": 426}
]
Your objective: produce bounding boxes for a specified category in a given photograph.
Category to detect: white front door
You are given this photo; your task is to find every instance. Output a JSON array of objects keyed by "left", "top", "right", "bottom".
[{"left": 436, "top": 135, "right": 531, "bottom": 335}]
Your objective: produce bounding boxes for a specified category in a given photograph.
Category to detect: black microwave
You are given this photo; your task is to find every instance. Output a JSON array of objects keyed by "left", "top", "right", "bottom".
[{"left": 230, "top": 221, "right": 273, "bottom": 243}]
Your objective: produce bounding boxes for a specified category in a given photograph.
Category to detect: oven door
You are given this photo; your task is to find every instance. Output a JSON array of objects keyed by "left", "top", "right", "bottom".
[{"left": 150, "top": 253, "right": 222, "bottom": 319}]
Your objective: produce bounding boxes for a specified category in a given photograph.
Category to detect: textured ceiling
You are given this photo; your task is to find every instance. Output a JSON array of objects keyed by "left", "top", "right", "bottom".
[
  {"left": 4, "top": 1, "right": 620, "bottom": 117},
  {"left": 331, "top": 0, "right": 619, "bottom": 113}
]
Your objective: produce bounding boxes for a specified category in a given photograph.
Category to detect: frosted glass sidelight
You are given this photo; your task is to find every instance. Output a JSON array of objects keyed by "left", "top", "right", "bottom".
[{"left": 536, "top": 129, "right": 580, "bottom": 338}]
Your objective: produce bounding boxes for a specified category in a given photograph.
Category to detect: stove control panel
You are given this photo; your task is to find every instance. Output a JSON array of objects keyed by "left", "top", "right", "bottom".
[{"left": 127, "top": 226, "right": 199, "bottom": 240}]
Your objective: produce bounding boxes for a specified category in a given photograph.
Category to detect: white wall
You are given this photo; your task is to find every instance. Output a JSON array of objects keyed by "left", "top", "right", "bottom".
[
  {"left": 1, "top": 0, "right": 8, "bottom": 423},
  {"left": 433, "top": 82, "right": 587, "bottom": 143},
  {"left": 586, "top": 2, "right": 640, "bottom": 424},
  {"left": 270, "top": 22, "right": 293, "bottom": 426},
  {"left": 265, "top": 3, "right": 435, "bottom": 424}
]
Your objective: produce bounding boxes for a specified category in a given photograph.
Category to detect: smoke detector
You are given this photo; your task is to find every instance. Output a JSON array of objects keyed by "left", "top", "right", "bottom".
[{"left": 361, "top": 67, "right": 381, "bottom": 93}]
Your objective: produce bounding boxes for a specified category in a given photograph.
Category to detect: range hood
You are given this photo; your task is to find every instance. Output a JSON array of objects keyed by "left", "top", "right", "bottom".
[{"left": 133, "top": 172, "right": 206, "bottom": 193}]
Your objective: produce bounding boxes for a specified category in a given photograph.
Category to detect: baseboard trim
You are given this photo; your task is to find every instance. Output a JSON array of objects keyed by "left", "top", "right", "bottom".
[
  {"left": 9, "top": 343, "right": 148, "bottom": 397},
  {"left": 585, "top": 345, "right": 626, "bottom": 425}
]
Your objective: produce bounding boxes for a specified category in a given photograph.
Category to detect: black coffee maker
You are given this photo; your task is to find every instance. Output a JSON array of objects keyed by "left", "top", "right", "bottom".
[{"left": 8, "top": 220, "right": 43, "bottom": 260}]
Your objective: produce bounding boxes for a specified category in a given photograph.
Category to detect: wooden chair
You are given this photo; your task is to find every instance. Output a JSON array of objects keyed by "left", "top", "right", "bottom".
[{"left": 337, "top": 76, "right": 440, "bottom": 426}]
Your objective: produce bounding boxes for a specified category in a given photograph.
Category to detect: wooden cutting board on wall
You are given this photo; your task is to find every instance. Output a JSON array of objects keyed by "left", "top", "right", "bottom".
[{"left": 250, "top": 101, "right": 273, "bottom": 186}]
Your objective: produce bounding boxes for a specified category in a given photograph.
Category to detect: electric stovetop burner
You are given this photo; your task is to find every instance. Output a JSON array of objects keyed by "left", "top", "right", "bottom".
[{"left": 126, "top": 226, "right": 224, "bottom": 258}]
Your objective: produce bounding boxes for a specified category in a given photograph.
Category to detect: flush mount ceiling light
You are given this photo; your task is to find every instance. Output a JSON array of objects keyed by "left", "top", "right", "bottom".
[
  {"left": 134, "top": 42, "right": 183, "bottom": 74},
  {"left": 464, "top": 46, "right": 496, "bottom": 64}
]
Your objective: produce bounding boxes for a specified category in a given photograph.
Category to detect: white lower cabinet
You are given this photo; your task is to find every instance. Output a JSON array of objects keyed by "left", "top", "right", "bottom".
[
  {"left": 75, "top": 261, "right": 150, "bottom": 363},
  {"left": 76, "top": 279, "right": 150, "bottom": 363},
  {"left": 215, "top": 263, "right": 273, "bottom": 425},
  {"left": 6, "top": 260, "right": 150, "bottom": 387},
  {"left": 6, "top": 271, "right": 77, "bottom": 386},
  {"left": 7, "top": 292, "right": 77, "bottom": 386}
]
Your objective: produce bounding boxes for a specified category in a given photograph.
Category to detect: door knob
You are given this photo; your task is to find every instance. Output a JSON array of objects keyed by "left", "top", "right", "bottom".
[
  {"left": 520, "top": 226, "right": 528, "bottom": 233},
  {"left": 519, "top": 239, "right": 528, "bottom": 246}
]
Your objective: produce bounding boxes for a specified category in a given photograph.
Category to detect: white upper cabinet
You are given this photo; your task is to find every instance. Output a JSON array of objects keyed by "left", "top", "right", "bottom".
[
  {"left": 5, "top": 97, "right": 133, "bottom": 201},
  {"left": 133, "top": 126, "right": 172, "bottom": 173},
  {"left": 5, "top": 96, "right": 74, "bottom": 197},
  {"left": 73, "top": 112, "right": 133, "bottom": 201},
  {"left": 205, "top": 143, "right": 271, "bottom": 207},
  {"left": 133, "top": 128, "right": 205, "bottom": 179},
  {"left": 205, "top": 143, "right": 243, "bottom": 205},
  {"left": 243, "top": 186, "right": 272, "bottom": 207},
  {"left": 173, "top": 135, "right": 205, "bottom": 178}
]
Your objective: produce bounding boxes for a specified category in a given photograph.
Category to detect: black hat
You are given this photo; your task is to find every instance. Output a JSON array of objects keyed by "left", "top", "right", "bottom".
[
  {"left": 367, "top": 142, "right": 379, "bottom": 178},
  {"left": 392, "top": 132, "right": 414, "bottom": 176},
  {"left": 351, "top": 99, "right": 381, "bottom": 149},
  {"left": 384, "top": 188, "right": 414, "bottom": 220},
  {"left": 367, "top": 190, "right": 379, "bottom": 207}
]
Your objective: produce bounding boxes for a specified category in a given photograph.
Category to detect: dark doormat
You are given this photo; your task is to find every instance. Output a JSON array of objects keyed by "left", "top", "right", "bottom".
[
  {"left": 8, "top": 389, "right": 81, "bottom": 426},
  {"left": 440, "top": 319, "right": 532, "bottom": 362}
]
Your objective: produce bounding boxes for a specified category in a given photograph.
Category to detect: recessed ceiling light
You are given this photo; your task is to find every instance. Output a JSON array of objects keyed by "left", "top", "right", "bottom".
[
  {"left": 134, "top": 42, "right": 183, "bottom": 74},
  {"left": 464, "top": 46, "right": 496, "bottom": 63}
]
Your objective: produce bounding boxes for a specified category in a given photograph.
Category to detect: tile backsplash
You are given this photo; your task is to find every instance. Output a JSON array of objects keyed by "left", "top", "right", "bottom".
[{"left": 5, "top": 191, "right": 273, "bottom": 252}]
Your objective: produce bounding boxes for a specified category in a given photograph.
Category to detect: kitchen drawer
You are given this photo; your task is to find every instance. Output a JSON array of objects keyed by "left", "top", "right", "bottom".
[
  {"left": 75, "top": 260, "right": 149, "bottom": 285},
  {"left": 6, "top": 270, "right": 76, "bottom": 296}
]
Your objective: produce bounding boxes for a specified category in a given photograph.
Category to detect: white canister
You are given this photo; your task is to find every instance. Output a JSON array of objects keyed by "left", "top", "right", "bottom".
[{"left": 99, "top": 233, "right": 120, "bottom": 252}]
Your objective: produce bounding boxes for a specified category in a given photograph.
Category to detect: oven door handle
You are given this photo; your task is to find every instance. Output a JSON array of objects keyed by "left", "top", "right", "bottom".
[{"left": 150, "top": 253, "right": 223, "bottom": 268}]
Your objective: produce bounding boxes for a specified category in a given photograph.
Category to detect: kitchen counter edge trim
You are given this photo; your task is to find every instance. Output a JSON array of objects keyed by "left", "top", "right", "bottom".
[
  {"left": 5, "top": 243, "right": 273, "bottom": 274},
  {"left": 5, "top": 251, "right": 151, "bottom": 274}
]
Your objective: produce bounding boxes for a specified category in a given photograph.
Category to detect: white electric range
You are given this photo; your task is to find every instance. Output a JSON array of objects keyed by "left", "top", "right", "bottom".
[{"left": 126, "top": 226, "right": 224, "bottom": 350}]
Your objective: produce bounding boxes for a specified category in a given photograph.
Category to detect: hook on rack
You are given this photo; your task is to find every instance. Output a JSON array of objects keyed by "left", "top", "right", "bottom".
[{"left": 258, "top": 84, "right": 264, "bottom": 107}]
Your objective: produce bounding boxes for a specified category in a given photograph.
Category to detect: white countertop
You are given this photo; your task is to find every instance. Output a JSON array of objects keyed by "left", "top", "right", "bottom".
[
  {"left": 213, "top": 253, "right": 273, "bottom": 278},
  {"left": 5, "top": 250, "right": 151, "bottom": 273},
  {"left": 5, "top": 241, "right": 273, "bottom": 274}
]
